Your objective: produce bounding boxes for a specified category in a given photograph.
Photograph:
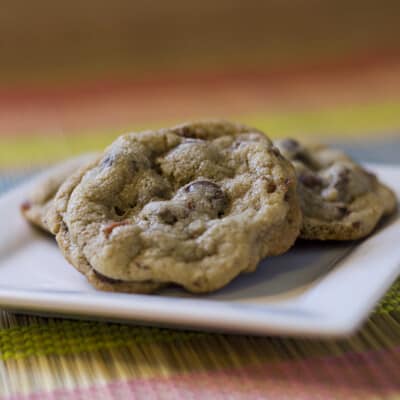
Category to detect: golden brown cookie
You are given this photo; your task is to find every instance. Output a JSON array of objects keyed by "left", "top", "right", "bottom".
[
  {"left": 49, "top": 121, "right": 302, "bottom": 293},
  {"left": 275, "top": 139, "right": 397, "bottom": 240}
]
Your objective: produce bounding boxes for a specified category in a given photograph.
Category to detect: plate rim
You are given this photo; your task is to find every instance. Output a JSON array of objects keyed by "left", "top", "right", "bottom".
[{"left": 0, "top": 162, "right": 399, "bottom": 337}]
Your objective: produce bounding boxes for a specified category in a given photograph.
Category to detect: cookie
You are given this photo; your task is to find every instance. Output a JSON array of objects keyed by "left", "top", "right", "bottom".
[
  {"left": 48, "top": 121, "right": 302, "bottom": 293},
  {"left": 21, "top": 154, "right": 98, "bottom": 231},
  {"left": 274, "top": 138, "right": 397, "bottom": 240},
  {"left": 37, "top": 157, "right": 167, "bottom": 294}
]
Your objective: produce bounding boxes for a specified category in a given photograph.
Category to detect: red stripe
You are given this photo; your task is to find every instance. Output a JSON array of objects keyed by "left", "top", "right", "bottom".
[
  {"left": 1, "top": 49, "right": 400, "bottom": 137},
  {"left": 1, "top": 49, "right": 400, "bottom": 104}
]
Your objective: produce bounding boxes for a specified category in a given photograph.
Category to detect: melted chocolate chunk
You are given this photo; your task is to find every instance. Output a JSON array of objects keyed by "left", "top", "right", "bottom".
[
  {"left": 280, "top": 138, "right": 300, "bottom": 151},
  {"left": 114, "top": 206, "right": 125, "bottom": 217},
  {"left": 271, "top": 147, "right": 282, "bottom": 157},
  {"left": 293, "top": 152, "right": 311, "bottom": 165},
  {"left": 184, "top": 180, "right": 228, "bottom": 215},
  {"left": 299, "top": 172, "right": 323, "bottom": 189},
  {"left": 177, "top": 126, "right": 199, "bottom": 138},
  {"left": 266, "top": 182, "right": 277, "bottom": 193},
  {"left": 185, "top": 180, "right": 221, "bottom": 193},
  {"left": 337, "top": 168, "right": 350, "bottom": 186},
  {"left": 130, "top": 160, "right": 139, "bottom": 173},
  {"left": 337, "top": 205, "right": 349, "bottom": 217},
  {"left": 158, "top": 209, "right": 178, "bottom": 225}
]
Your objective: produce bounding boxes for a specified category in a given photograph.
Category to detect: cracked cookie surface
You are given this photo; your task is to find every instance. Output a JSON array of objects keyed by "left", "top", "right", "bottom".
[
  {"left": 275, "top": 139, "right": 397, "bottom": 240},
  {"left": 49, "top": 121, "right": 301, "bottom": 293}
]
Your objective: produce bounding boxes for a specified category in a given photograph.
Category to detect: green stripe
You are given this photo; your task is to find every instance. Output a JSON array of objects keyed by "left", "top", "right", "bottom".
[
  {"left": 1, "top": 101, "right": 400, "bottom": 167},
  {"left": 0, "top": 320, "right": 207, "bottom": 361},
  {"left": 244, "top": 100, "right": 400, "bottom": 138},
  {"left": 374, "top": 279, "right": 400, "bottom": 314}
]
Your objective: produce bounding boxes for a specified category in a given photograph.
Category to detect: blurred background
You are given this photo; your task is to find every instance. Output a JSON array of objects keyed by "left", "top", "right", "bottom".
[{"left": 1, "top": 0, "right": 400, "bottom": 168}]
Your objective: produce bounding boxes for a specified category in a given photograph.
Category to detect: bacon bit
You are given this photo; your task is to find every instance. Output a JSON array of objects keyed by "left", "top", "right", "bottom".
[
  {"left": 103, "top": 220, "right": 130, "bottom": 238},
  {"left": 20, "top": 200, "right": 32, "bottom": 212}
]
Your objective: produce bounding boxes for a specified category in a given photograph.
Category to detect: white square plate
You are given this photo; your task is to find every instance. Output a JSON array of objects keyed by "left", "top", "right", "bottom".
[{"left": 0, "top": 162, "right": 399, "bottom": 337}]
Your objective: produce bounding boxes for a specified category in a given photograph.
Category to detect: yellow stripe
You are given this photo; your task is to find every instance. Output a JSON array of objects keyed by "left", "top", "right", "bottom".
[
  {"left": 243, "top": 100, "right": 400, "bottom": 138},
  {"left": 1, "top": 101, "right": 400, "bottom": 167}
]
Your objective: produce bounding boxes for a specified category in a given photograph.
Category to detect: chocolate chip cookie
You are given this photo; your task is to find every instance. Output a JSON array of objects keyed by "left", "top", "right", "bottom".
[
  {"left": 21, "top": 154, "right": 98, "bottom": 231},
  {"left": 274, "top": 138, "right": 397, "bottom": 240},
  {"left": 48, "top": 121, "right": 302, "bottom": 293}
]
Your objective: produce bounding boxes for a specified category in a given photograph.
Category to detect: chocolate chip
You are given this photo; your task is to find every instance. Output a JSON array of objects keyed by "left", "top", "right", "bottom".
[
  {"left": 280, "top": 138, "right": 300, "bottom": 151},
  {"left": 271, "top": 147, "right": 282, "bottom": 157},
  {"left": 177, "top": 126, "right": 197, "bottom": 138},
  {"left": 337, "top": 168, "right": 350, "bottom": 185},
  {"left": 266, "top": 182, "right": 277, "bottom": 193},
  {"left": 158, "top": 209, "right": 178, "bottom": 225},
  {"left": 293, "top": 152, "right": 310, "bottom": 164},
  {"left": 131, "top": 160, "right": 138, "bottom": 173},
  {"left": 184, "top": 180, "right": 228, "bottom": 216},
  {"left": 20, "top": 200, "right": 32, "bottom": 212},
  {"left": 299, "top": 173, "right": 323, "bottom": 189},
  {"left": 185, "top": 180, "right": 221, "bottom": 193},
  {"left": 114, "top": 206, "right": 125, "bottom": 217},
  {"left": 337, "top": 206, "right": 348, "bottom": 217}
]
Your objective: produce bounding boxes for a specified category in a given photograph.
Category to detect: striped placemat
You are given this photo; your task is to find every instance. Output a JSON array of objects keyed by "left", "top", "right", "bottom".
[
  {"left": 1, "top": 55, "right": 399, "bottom": 399},
  {"left": 1, "top": 167, "right": 400, "bottom": 399}
]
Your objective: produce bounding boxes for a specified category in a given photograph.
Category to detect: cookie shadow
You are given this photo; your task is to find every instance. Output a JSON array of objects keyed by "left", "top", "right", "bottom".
[{"left": 164, "top": 240, "right": 354, "bottom": 302}]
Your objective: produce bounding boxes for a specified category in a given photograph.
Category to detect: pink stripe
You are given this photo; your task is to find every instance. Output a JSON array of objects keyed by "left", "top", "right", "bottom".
[{"left": 6, "top": 346, "right": 400, "bottom": 400}]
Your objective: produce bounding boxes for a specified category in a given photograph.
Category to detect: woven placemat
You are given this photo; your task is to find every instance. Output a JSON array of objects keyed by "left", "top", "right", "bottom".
[{"left": 1, "top": 172, "right": 399, "bottom": 399}]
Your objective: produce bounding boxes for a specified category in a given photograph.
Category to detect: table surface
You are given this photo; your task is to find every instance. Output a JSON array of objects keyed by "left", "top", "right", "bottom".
[{"left": 1, "top": 142, "right": 400, "bottom": 399}]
